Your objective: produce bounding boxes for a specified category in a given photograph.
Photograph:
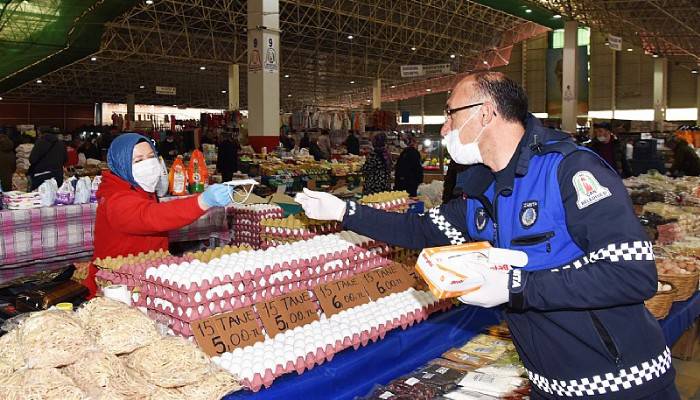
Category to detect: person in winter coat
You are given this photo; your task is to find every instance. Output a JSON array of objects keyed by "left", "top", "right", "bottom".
[
  {"left": 28, "top": 131, "right": 67, "bottom": 190},
  {"left": 158, "top": 132, "right": 180, "bottom": 161},
  {"left": 0, "top": 134, "right": 16, "bottom": 191},
  {"left": 317, "top": 130, "right": 332, "bottom": 160},
  {"left": 667, "top": 136, "right": 700, "bottom": 177},
  {"left": 299, "top": 132, "right": 311, "bottom": 149},
  {"left": 362, "top": 133, "right": 391, "bottom": 195},
  {"left": 79, "top": 138, "right": 101, "bottom": 161},
  {"left": 394, "top": 134, "right": 423, "bottom": 197},
  {"left": 588, "top": 122, "right": 631, "bottom": 177},
  {"left": 84, "top": 133, "right": 234, "bottom": 297},
  {"left": 296, "top": 72, "right": 679, "bottom": 400},
  {"left": 345, "top": 130, "right": 360, "bottom": 155},
  {"left": 217, "top": 132, "right": 241, "bottom": 182}
]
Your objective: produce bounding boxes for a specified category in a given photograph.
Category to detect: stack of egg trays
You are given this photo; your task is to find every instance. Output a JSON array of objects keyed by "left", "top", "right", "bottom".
[
  {"left": 232, "top": 205, "right": 284, "bottom": 249},
  {"left": 234, "top": 292, "right": 455, "bottom": 391},
  {"left": 137, "top": 244, "right": 391, "bottom": 337},
  {"left": 95, "top": 254, "right": 194, "bottom": 291}
]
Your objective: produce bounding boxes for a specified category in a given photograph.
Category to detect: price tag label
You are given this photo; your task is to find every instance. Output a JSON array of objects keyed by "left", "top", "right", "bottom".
[
  {"left": 396, "top": 262, "right": 425, "bottom": 289},
  {"left": 255, "top": 289, "right": 320, "bottom": 337},
  {"left": 360, "top": 264, "right": 417, "bottom": 300},
  {"left": 314, "top": 276, "right": 371, "bottom": 317},
  {"left": 192, "top": 307, "right": 264, "bottom": 356}
]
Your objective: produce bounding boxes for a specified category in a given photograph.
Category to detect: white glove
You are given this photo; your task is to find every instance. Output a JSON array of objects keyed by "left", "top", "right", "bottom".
[
  {"left": 458, "top": 265, "right": 512, "bottom": 308},
  {"left": 294, "top": 188, "right": 347, "bottom": 221}
]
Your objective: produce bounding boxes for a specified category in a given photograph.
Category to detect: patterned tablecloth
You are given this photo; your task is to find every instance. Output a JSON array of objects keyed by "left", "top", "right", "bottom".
[{"left": 0, "top": 202, "right": 229, "bottom": 284}]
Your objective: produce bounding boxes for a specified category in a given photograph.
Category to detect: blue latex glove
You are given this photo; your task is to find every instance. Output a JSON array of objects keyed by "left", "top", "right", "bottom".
[{"left": 201, "top": 184, "right": 233, "bottom": 207}]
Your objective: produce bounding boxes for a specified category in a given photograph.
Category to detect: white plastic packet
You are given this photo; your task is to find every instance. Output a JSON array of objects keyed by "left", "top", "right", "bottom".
[
  {"left": 38, "top": 178, "right": 58, "bottom": 207},
  {"left": 415, "top": 242, "right": 527, "bottom": 299},
  {"left": 55, "top": 177, "right": 76, "bottom": 205},
  {"left": 155, "top": 156, "right": 169, "bottom": 197},
  {"left": 74, "top": 176, "right": 91, "bottom": 204},
  {"left": 457, "top": 372, "right": 526, "bottom": 397},
  {"left": 90, "top": 175, "right": 102, "bottom": 202}
]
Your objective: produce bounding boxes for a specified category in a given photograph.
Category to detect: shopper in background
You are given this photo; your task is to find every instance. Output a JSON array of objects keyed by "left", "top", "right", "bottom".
[
  {"left": 0, "top": 134, "right": 16, "bottom": 191},
  {"left": 393, "top": 134, "right": 423, "bottom": 197},
  {"left": 345, "top": 130, "right": 360, "bottom": 155},
  {"left": 362, "top": 132, "right": 391, "bottom": 195},
  {"left": 442, "top": 160, "right": 470, "bottom": 204},
  {"left": 79, "top": 138, "right": 101, "bottom": 161},
  {"left": 158, "top": 131, "right": 180, "bottom": 161},
  {"left": 28, "top": 131, "right": 67, "bottom": 190},
  {"left": 280, "top": 130, "right": 295, "bottom": 151},
  {"left": 299, "top": 131, "right": 311, "bottom": 149},
  {"left": 85, "top": 133, "right": 234, "bottom": 297},
  {"left": 65, "top": 138, "right": 80, "bottom": 168},
  {"left": 297, "top": 71, "right": 678, "bottom": 400},
  {"left": 588, "top": 122, "right": 631, "bottom": 177},
  {"left": 308, "top": 134, "right": 324, "bottom": 161},
  {"left": 217, "top": 132, "right": 241, "bottom": 182},
  {"left": 667, "top": 136, "right": 700, "bottom": 177},
  {"left": 317, "top": 129, "right": 332, "bottom": 160}
]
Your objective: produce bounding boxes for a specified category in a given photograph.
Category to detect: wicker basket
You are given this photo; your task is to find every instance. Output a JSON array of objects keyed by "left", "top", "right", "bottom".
[
  {"left": 645, "top": 282, "right": 676, "bottom": 319},
  {"left": 658, "top": 271, "right": 699, "bottom": 302}
]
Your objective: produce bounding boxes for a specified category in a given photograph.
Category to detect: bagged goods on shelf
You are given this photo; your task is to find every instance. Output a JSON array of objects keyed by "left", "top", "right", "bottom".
[
  {"left": 77, "top": 297, "right": 160, "bottom": 355},
  {"left": 74, "top": 176, "right": 92, "bottom": 204},
  {"left": 90, "top": 175, "right": 102, "bottom": 202},
  {"left": 17, "top": 310, "right": 91, "bottom": 368},
  {"left": 38, "top": 177, "right": 58, "bottom": 206},
  {"left": 3, "top": 190, "right": 43, "bottom": 209},
  {"left": 56, "top": 177, "right": 77, "bottom": 205},
  {"left": 188, "top": 149, "right": 208, "bottom": 193},
  {"left": 169, "top": 156, "right": 188, "bottom": 195}
]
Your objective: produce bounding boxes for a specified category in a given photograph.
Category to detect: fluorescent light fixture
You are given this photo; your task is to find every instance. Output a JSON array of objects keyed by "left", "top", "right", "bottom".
[
  {"left": 139, "top": 85, "right": 145, "bottom": 89},
  {"left": 221, "top": 90, "right": 227, "bottom": 93},
  {"left": 287, "top": 94, "right": 292, "bottom": 97},
  {"left": 347, "top": 35, "right": 354, "bottom": 40},
  {"left": 36, "top": 79, "right": 42, "bottom": 83},
  {"left": 692, "top": 69, "right": 698, "bottom": 74},
  {"left": 450, "top": 54, "right": 456, "bottom": 59},
  {"left": 284, "top": 74, "right": 289, "bottom": 78},
  {"left": 423, "top": 139, "right": 432, "bottom": 147},
  {"left": 627, "top": 48, "right": 633, "bottom": 52},
  {"left": 199, "top": 66, "right": 206, "bottom": 70},
  {"left": 425, "top": 88, "right": 432, "bottom": 92},
  {"left": 411, "top": 47, "right": 416, "bottom": 51},
  {"left": 525, "top": 8, "right": 532, "bottom": 13},
  {"left": 146, "top": 0, "right": 154, "bottom": 4},
  {"left": 350, "top": 81, "right": 355, "bottom": 84},
  {"left": 553, "top": 14, "right": 562, "bottom": 19},
  {"left": 390, "top": 85, "right": 396, "bottom": 88},
  {"left": 90, "top": 56, "right": 97, "bottom": 61}
]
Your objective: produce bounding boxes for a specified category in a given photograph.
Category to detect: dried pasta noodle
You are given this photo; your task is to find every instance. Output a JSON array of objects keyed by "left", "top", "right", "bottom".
[
  {"left": 125, "top": 336, "right": 212, "bottom": 388},
  {"left": 18, "top": 310, "right": 91, "bottom": 368},
  {"left": 78, "top": 297, "right": 160, "bottom": 354},
  {"left": 0, "top": 367, "right": 87, "bottom": 400},
  {"left": 178, "top": 369, "right": 243, "bottom": 400},
  {"left": 0, "top": 328, "right": 23, "bottom": 372},
  {"left": 62, "top": 350, "right": 131, "bottom": 397}
]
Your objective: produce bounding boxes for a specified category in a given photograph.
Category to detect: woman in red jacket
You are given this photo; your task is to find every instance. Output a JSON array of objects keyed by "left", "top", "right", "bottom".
[{"left": 84, "top": 133, "right": 233, "bottom": 297}]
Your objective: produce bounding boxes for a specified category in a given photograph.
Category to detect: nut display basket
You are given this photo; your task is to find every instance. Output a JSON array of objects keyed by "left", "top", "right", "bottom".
[
  {"left": 644, "top": 282, "right": 676, "bottom": 319},
  {"left": 658, "top": 270, "right": 699, "bottom": 302}
]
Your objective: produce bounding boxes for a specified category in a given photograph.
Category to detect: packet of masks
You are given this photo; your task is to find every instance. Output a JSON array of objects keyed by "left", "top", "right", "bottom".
[
  {"left": 55, "top": 177, "right": 76, "bottom": 205},
  {"left": 90, "top": 175, "right": 102, "bottom": 202},
  {"left": 38, "top": 178, "right": 58, "bottom": 207},
  {"left": 415, "top": 242, "right": 527, "bottom": 299}
]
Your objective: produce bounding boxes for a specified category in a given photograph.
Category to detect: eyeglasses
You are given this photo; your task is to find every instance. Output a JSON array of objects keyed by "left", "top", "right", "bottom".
[{"left": 443, "top": 102, "right": 484, "bottom": 120}]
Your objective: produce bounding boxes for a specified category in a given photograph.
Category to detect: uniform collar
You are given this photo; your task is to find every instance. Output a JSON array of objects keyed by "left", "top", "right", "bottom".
[{"left": 457, "top": 114, "right": 568, "bottom": 198}]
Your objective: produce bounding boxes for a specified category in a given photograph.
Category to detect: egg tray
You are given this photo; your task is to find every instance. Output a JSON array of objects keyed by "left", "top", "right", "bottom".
[
  {"left": 142, "top": 246, "right": 367, "bottom": 294},
  {"left": 95, "top": 255, "right": 194, "bottom": 289},
  {"left": 234, "top": 299, "right": 454, "bottom": 392},
  {"left": 138, "top": 259, "right": 382, "bottom": 313}
]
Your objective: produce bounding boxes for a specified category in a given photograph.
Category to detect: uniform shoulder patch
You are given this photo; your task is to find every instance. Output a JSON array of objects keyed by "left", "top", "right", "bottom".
[{"left": 572, "top": 170, "right": 611, "bottom": 209}]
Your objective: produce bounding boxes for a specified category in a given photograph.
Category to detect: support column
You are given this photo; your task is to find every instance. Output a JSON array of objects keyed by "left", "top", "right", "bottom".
[
  {"left": 696, "top": 75, "right": 700, "bottom": 126},
  {"left": 228, "top": 64, "right": 240, "bottom": 111},
  {"left": 611, "top": 49, "right": 617, "bottom": 119},
  {"left": 561, "top": 20, "right": 578, "bottom": 133},
  {"left": 653, "top": 58, "right": 668, "bottom": 131},
  {"left": 372, "top": 79, "right": 382, "bottom": 110},
  {"left": 126, "top": 93, "right": 135, "bottom": 130},
  {"left": 247, "top": 0, "right": 280, "bottom": 152}
]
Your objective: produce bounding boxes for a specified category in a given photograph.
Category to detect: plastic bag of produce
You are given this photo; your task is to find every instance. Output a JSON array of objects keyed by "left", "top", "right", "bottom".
[
  {"left": 55, "top": 177, "right": 76, "bottom": 205},
  {"left": 74, "top": 176, "right": 91, "bottom": 204},
  {"left": 38, "top": 178, "right": 58, "bottom": 207},
  {"left": 90, "top": 175, "right": 102, "bottom": 202},
  {"left": 188, "top": 149, "right": 208, "bottom": 193},
  {"left": 169, "top": 156, "right": 188, "bottom": 195}
]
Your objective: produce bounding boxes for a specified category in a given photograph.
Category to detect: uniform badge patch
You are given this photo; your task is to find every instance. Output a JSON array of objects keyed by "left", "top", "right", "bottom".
[
  {"left": 519, "top": 201, "right": 538, "bottom": 228},
  {"left": 475, "top": 207, "right": 488, "bottom": 232},
  {"left": 573, "top": 171, "right": 611, "bottom": 209}
]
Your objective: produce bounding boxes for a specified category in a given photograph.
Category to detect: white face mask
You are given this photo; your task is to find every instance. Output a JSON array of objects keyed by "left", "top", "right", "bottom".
[
  {"left": 444, "top": 107, "right": 486, "bottom": 165},
  {"left": 132, "top": 157, "right": 161, "bottom": 193}
]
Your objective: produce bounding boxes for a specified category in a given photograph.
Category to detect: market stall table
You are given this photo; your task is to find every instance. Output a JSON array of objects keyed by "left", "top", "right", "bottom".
[
  {"left": 225, "top": 305, "right": 501, "bottom": 400},
  {"left": 0, "top": 203, "right": 229, "bottom": 284},
  {"left": 225, "top": 292, "right": 699, "bottom": 400}
]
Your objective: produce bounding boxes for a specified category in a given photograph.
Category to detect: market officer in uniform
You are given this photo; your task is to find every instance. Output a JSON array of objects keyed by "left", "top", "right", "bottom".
[
  {"left": 83, "top": 133, "right": 234, "bottom": 297},
  {"left": 296, "top": 72, "right": 678, "bottom": 399}
]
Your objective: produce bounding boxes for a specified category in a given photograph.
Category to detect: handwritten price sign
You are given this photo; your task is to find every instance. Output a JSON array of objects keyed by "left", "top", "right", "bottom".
[
  {"left": 360, "top": 264, "right": 417, "bottom": 300},
  {"left": 314, "top": 276, "right": 371, "bottom": 317},
  {"left": 255, "top": 289, "right": 319, "bottom": 337},
  {"left": 192, "top": 307, "right": 265, "bottom": 356}
]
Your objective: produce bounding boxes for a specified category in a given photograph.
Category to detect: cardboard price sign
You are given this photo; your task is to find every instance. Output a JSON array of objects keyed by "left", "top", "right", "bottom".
[
  {"left": 360, "top": 264, "right": 417, "bottom": 300},
  {"left": 255, "top": 289, "right": 320, "bottom": 337},
  {"left": 395, "top": 262, "right": 424, "bottom": 289},
  {"left": 192, "top": 307, "right": 264, "bottom": 356},
  {"left": 314, "top": 276, "right": 371, "bottom": 317}
]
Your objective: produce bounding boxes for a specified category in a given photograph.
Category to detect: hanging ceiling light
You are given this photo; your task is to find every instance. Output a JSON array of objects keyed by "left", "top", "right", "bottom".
[
  {"left": 139, "top": 85, "right": 145, "bottom": 89},
  {"left": 525, "top": 8, "right": 532, "bottom": 13},
  {"left": 553, "top": 14, "right": 562, "bottom": 19},
  {"left": 347, "top": 35, "right": 354, "bottom": 40},
  {"left": 627, "top": 48, "right": 633, "bottom": 52},
  {"left": 390, "top": 85, "right": 396, "bottom": 89},
  {"left": 410, "top": 47, "right": 416, "bottom": 51},
  {"left": 450, "top": 54, "right": 456, "bottom": 59},
  {"left": 350, "top": 81, "right": 355, "bottom": 84},
  {"left": 90, "top": 56, "right": 97, "bottom": 61},
  {"left": 692, "top": 69, "right": 699, "bottom": 74},
  {"left": 199, "top": 66, "right": 206, "bottom": 70},
  {"left": 221, "top": 90, "right": 227, "bottom": 93},
  {"left": 145, "top": 0, "right": 153, "bottom": 4},
  {"left": 36, "top": 79, "right": 42, "bottom": 84}
]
